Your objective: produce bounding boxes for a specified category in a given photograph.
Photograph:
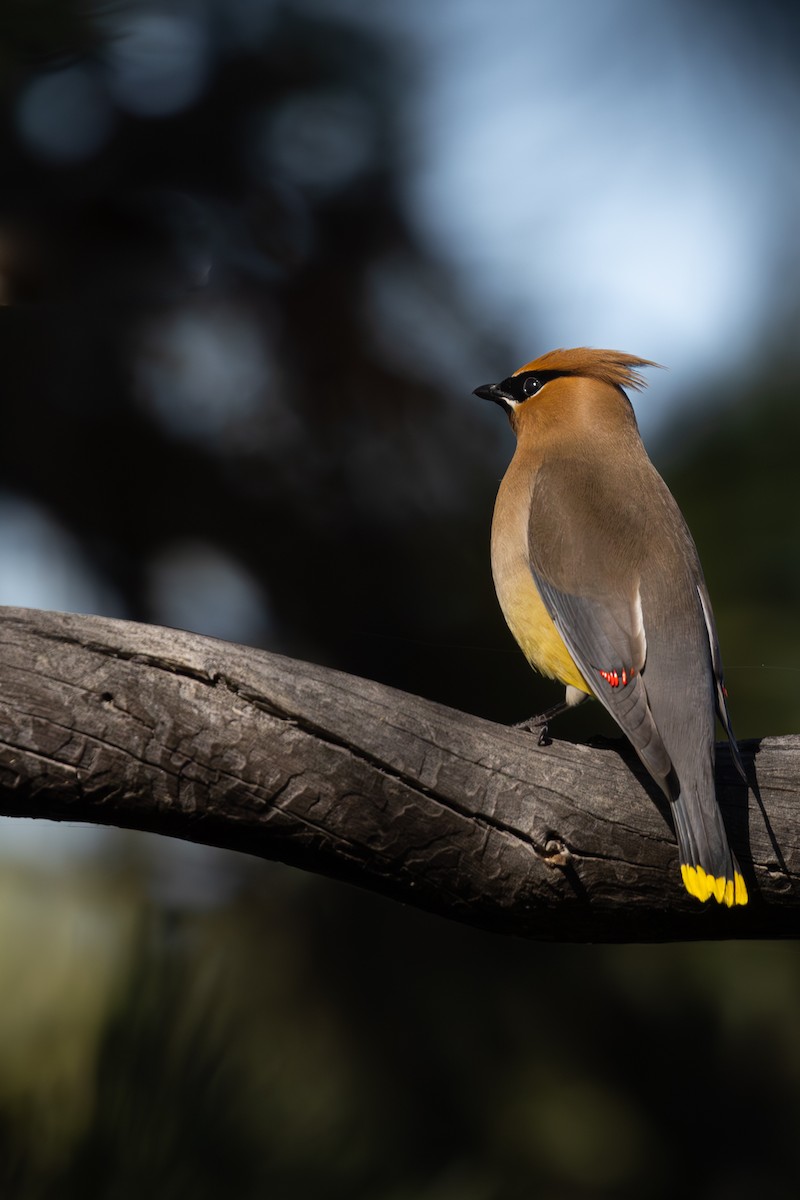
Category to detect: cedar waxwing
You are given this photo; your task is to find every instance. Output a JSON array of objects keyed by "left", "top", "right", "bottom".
[{"left": 475, "top": 347, "right": 748, "bottom": 907}]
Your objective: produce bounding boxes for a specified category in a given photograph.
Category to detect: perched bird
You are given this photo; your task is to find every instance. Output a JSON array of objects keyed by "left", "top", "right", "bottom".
[{"left": 475, "top": 347, "right": 747, "bottom": 907}]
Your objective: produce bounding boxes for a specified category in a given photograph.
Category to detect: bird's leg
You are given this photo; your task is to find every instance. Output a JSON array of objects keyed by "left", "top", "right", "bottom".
[
  {"left": 514, "top": 701, "right": 571, "bottom": 745},
  {"left": 515, "top": 688, "right": 588, "bottom": 746}
]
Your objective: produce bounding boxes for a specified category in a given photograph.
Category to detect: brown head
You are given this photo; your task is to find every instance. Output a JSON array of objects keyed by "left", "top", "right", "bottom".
[{"left": 474, "top": 347, "right": 661, "bottom": 438}]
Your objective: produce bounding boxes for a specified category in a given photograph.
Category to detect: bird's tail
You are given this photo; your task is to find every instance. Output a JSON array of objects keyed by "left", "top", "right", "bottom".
[{"left": 671, "top": 788, "right": 748, "bottom": 907}]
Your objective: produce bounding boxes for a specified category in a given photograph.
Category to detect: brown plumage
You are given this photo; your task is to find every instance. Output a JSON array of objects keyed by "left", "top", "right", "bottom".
[
  {"left": 513, "top": 346, "right": 657, "bottom": 392},
  {"left": 474, "top": 348, "right": 748, "bottom": 906}
]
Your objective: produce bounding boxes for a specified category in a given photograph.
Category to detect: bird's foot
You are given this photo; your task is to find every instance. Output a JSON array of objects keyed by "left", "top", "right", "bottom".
[
  {"left": 514, "top": 716, "right": 552, "bottom": 746},
  {"left": 513, "top": 698, "right": 573, "bottom": 746}
]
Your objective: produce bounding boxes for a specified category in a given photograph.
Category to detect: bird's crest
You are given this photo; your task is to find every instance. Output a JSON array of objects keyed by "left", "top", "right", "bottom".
[{"left": 512, "top": 348, "right": 660, "bottom": 393}]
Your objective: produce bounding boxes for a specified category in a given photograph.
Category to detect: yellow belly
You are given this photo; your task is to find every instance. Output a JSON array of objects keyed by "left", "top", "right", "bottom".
[
  {"left": 490, "top": 466, "right": 590, "bottom": 695},
  {"left": 496, "top": 560, "right": 590, "bottom": 693}
]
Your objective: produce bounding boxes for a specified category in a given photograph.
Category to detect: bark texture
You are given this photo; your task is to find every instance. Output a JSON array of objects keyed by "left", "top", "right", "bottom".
[{"left": 0, "top": 606, "right": 796, "bottom": 941}]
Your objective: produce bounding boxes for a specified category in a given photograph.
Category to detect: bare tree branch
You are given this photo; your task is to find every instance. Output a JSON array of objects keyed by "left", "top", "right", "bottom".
[{"left": 0, "top": 606, "right": 796, "bottom": 941}]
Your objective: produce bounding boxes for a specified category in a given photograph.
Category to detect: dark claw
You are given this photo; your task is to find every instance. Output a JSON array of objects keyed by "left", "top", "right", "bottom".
[
  {"left": 512, "top": 697, "right": 574, "bottom": 746},
  {"left": 513, "top": 716, "right": 552, "bottom": 746}
]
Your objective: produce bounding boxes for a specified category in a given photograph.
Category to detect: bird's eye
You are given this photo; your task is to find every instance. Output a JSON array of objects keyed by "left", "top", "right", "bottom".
[{"left": 523, "top": 375, "right": 542, "bottom": 397}]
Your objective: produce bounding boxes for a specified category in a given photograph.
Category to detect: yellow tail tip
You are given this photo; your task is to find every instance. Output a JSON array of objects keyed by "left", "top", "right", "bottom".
[{"left": 680, "top": 864, "right": 748, "bottom": 907}]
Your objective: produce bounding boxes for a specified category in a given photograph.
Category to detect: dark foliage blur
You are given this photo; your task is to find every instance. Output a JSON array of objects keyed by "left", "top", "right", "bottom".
[
  {"left": 2, "top": 2, "right": 800, "bottom": 1198},
  {"left": 0, "top": 0, "right": 511, "bottom": 717}
]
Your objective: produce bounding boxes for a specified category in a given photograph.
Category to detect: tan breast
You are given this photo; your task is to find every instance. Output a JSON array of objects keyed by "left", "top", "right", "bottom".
[{"left": 490, "top": 454, "right": 589, "bottom": 693}]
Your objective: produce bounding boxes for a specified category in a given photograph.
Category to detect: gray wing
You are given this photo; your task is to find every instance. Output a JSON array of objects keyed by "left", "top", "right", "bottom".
[
  {"left": 527, "top": 462, "right": 675, "bottom": 795},
  {"left": 533, "top": 573, "right": 675, "bottom": 794}
]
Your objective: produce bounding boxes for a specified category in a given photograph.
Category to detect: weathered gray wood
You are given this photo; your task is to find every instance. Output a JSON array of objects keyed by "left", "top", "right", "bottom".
[{"left": 0, "top": 606, "right": 795, "bottom": 941}]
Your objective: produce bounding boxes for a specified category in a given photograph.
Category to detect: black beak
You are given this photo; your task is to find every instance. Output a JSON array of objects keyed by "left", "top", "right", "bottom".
[{"left": 473, "top": 383, "right": 504, "bottom": 403}]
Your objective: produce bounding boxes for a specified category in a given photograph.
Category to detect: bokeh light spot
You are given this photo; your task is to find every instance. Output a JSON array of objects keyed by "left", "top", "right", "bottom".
[
  {"left": 105, "top": 13, "right": 209, "bottom": 118},
  {"left": 146, "top": 541, "right": 272, "bottom": 645},
  {"left": 254, "top": 90, "right": 375, "bottom": 192},
  {"left": 134, "top": 302, "right": 272, "bottom": 446},
  {"left": 0, "top": 495, "right": 123, "bottom": 616},
  {"left": 16, "top": 66, "right": 113, "bottom": 163}
]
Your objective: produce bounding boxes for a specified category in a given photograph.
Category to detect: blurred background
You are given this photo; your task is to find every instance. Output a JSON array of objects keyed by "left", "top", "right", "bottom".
[{"left": 1, "top": 0, "right": 800, "bottom": 1195}]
